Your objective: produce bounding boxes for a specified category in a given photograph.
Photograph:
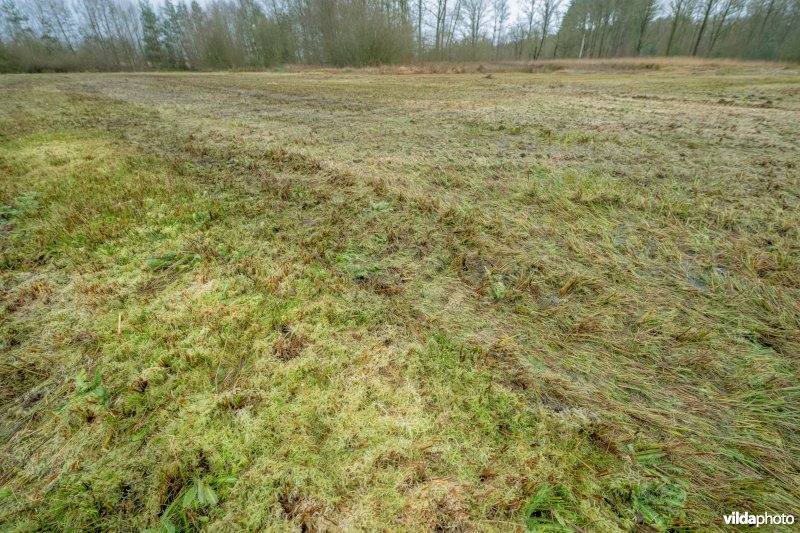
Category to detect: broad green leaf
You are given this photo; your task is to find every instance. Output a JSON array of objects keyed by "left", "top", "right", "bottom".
[
  {"left": 182, "top": 485, "right": 197, "bottom": 509},
  {"left": 197, "top": 479, "right": 218, "bottom": 507}
]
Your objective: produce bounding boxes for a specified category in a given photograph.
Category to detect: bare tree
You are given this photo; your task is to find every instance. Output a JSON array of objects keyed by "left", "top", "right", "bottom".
[
  {"left": 445, "top": 0, "right": 463, "bottom": 49},
  {"left": 665, "top": 0, "right": 693, "bottom": 55},
  {"left": 417, "top": 0, "right": 423, "bottom": 53},
  {"left": 30, "top": 0, "right": 76, "bottom": 52},
  {"left": 706, "top": 0, "right": 740, "bottom": 55},
  {"left": 692, "top": 0, "right": 718, "bottom": 55},
  {"left": 1, "top": 0, "right": 798, "bottom": 71},
  {"left": 463, "top": 0, "right": 488, "bottom": 47},
  {"left": 434, "top": 0, "right": 447, "bottom": 52},
  {"left": 490, "top": 0, "right": 508, "bottom": 51},
  {"left": 534, "top": 0, "right": 560, "bottom": 59},
  {"left": 633, "top": 0, "right": 656, "bottom": 54},
  {"left": 523, "top": 0, "right": 538, "bottom": 57}
]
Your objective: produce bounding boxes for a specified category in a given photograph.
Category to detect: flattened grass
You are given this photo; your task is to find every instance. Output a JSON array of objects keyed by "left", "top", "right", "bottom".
[{"left": 1, "top": 64, "right": 799, "bottom": 530}]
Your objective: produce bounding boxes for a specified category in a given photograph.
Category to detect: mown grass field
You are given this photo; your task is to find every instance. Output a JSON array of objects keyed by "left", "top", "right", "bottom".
[{"left": 1, "top": 61, "right": 799, "bottom": 531}]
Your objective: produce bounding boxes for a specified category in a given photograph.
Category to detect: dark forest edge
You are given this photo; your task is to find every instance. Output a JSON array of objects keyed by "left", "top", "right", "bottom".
[{"left": 1, "top": 0, "right": 798, "bottom": 74}]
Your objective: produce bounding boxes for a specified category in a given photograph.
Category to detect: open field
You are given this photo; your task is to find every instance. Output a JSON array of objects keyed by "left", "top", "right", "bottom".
[{"left": 1, "top": 62, "right": 799, "bottom": 531}]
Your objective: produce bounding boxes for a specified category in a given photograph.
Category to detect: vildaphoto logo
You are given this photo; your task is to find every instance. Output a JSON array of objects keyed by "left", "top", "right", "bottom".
[{"left": 723, "top": 511, "right": 795, "bottom": 527}]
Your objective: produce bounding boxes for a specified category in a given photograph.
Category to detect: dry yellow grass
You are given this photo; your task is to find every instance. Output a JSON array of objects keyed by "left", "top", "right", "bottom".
[{"left": 285, "top": 56, "right": 798, "bottom": 75}]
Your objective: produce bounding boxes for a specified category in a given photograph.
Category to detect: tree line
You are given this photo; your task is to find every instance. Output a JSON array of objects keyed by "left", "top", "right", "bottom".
[{"left": 0, "top": 0, "right": 797, "bottom": 72}]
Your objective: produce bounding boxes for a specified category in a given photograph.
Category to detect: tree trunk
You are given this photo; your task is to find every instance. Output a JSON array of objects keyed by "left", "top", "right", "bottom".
[
  {"left": 691, "top": 0, "right": 715, "bottom": 56},
  {"left": 418, "top": 0, "right": 423, "bottom": 56},
  {"left": 665, "top": 0, "right": 684, "bottom": 56}
]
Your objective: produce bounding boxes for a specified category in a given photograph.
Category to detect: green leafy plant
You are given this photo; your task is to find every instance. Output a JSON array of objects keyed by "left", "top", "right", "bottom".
[
  {"left": 146, "top": 251, "right": 201, "bottom": 271},
  {"left": 74, "top": 369, "right": 109, "bottom": 406},
  {"left": 192, "top": 211, "right": 211, "bottom": 228},
  {"left": 155, "top": 476, "right": 236, "bottom": 533},
  {"left": 491, "top": 279, "right": 507, "bottom": 300},
  {"left": 369, "top": 201, "right": 392, "bottom": 212},
  {"left": 337, "top": 251, "right": 379, "bottom": 280},
  {"left": 632, "top": 475, "right": 687, "bottom": 531},
  {"left": 524, "top": 484, "right": 578, "bottom": 532},
  {"left": 0, "top": 191, "right": 38, "bottom": 222}
]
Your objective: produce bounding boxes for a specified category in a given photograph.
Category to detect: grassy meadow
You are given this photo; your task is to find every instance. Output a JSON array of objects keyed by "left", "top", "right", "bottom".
[{"left": 1, "top": 60, "right": 799, "bottom": 531}]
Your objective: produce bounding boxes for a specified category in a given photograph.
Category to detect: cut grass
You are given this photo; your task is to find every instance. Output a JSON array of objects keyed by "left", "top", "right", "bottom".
[{"left": 0, "top": 63, "right": 799, "bottom": 530}]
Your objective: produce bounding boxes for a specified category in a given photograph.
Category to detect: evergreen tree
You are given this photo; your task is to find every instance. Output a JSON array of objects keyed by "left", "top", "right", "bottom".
[{"left": 139, "top": 0, "right": 164, "bottom": 66}]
